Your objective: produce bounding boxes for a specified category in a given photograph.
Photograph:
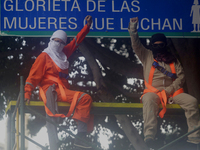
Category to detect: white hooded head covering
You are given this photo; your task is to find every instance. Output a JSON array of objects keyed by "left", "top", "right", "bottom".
[
  {"left": 50, "top": 30, "right": 67, "bottom": 44},
  {"left": 43, "top": 30, "right": 69, "bottom": 70}
]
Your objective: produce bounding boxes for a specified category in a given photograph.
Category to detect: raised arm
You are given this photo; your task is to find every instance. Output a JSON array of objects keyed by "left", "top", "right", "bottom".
[
  {"left": 63, "top": 15, "right": 92, "bottom": 58},
  {"left": 190, "top": 6, "right": 194, "bottom": 17},
  {"left": 128, "top": 17, "right": 149, "bottom": 63}
]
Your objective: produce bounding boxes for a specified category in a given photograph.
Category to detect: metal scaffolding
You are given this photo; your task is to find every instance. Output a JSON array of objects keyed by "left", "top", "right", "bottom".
[{"left": 5, "top": 76, "right": 200, "bottom": 150}]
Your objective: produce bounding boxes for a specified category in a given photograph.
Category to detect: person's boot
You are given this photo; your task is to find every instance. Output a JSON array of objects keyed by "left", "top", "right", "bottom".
[
  {"left": 74, "top": 132, "right": 93, "bottom": 149},
  {"left": 187, "top": 137, "right": 200, "bottom": 144},
  {"left": 145, "top": 137, "right": 157, "bottom": 150}
]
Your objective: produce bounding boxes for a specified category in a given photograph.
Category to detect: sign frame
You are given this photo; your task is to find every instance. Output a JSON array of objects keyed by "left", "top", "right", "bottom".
[{"left": 1, "top": 0, "right": 200, "bottom": 38}]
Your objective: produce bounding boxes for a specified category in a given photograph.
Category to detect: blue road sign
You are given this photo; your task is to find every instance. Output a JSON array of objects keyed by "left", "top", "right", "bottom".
[{"left": 1, "top": 0, "right": 200, "bottom": 37}]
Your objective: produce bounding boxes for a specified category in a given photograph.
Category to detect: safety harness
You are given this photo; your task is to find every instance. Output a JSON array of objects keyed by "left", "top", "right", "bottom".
[
  {"left": 141, "top": 60, "right": 184, "bottom": 118},
  {"left": 39, "top": 61, "right": 81, "bottom": 118},
  {"left": 152, "top": 61, "right": 177, "bottom": 79}
]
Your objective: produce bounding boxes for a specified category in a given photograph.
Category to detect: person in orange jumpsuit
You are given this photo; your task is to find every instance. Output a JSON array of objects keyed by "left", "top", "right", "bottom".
[{"left": 25, "top": 15, "right": 93, "bottom": 150}]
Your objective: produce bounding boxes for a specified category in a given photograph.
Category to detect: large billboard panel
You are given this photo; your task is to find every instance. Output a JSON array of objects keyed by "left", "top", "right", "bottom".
[{"left": 1, "top": 0, "right": 200, "bottom": 37}]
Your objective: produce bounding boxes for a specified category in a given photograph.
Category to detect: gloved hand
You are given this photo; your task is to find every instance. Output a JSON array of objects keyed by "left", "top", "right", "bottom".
[
  {"left": 25, "top": 98, "right": 30, "bottom": 104},
  {"left": 128, "top": 17, "right": 138, "bottom": 33},
  {"left": 85, "top": 15, "right": 92, "bottom": 27},
  {"left": 164, "top": 88, "right": 174, "bottom": 104}
]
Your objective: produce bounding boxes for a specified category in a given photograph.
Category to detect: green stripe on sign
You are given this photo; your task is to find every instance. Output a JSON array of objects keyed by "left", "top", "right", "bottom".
[{"left": 1, "top": 31, "right": 200, "bottom": 38}]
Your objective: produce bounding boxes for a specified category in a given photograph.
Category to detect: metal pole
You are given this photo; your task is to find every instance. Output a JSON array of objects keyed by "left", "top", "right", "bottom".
[
  {"left": 10, "top": 94, "right": 20, "bottom": 150},
  {"left": 11, "top": 114, "right": 15, "bottom": 150},
  {"left": 6, "top": 112, "right": 12, "bottom": 150},
  {"left": 158, "top": 125, "right": 200, "bottom": 150},
  {"left": 20, "top": 76, "right": 25, "bottom": 150},
  {"left": 18, "top": 133, "right": 48, "bottom": 150},
  {"left": 16, "top": 108, "right": 19, "bottom": 150},
  {"left": 26, "top": 106, "right": 102, "bottom": 150}
]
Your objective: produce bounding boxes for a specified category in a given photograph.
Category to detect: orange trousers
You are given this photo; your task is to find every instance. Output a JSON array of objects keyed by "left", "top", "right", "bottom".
[{"left": 42, "top": 84, "right": 94, "bottom": 132}]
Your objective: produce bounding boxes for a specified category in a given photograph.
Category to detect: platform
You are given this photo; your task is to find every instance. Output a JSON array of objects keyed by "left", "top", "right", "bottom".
[{"left": 5, "top": 100, "right": 191, "bottom": 115}]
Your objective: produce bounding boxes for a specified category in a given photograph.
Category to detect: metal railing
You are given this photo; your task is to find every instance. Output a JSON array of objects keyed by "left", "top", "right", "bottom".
[
  {"left": 158, "top": 125, "right": 200, "bottom": 150},
  {"left": 9, "top": 76, "right": 101, "bottom": 150},
  {"left": 10, "top": 76, "right": 200, "bottom": 150},
  {"left": 10, "top": 76, "right": 48, "bottom": 150}
]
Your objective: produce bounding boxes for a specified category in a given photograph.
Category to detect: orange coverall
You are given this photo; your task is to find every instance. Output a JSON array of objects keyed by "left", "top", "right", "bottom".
[{"left": 25, "top": 25, "right": 93, "bottom": 131}]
